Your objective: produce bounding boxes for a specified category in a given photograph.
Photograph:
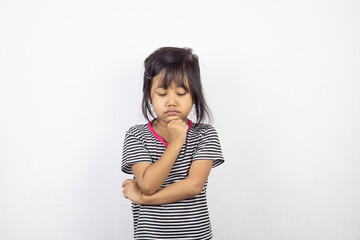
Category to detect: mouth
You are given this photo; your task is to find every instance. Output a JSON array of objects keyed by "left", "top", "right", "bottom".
[{"left": 165, "top": 110, "right": 180, "bottom": 116}]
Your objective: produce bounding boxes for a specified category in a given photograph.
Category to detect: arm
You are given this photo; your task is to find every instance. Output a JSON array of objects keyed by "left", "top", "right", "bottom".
[
  {"left": 123, "top": 159, "right": 213, "bottom": 205},
  {"left": 131, "top": 120, "right": 188, "bottom": 195},
  {"left": 131, "top": 142, "right": 182, "bottom": 195}
]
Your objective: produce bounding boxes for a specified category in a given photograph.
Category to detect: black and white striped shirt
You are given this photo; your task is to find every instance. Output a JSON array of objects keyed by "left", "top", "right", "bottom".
[{"left": 122, "top": 119, "right": 224, "bottom": 240}]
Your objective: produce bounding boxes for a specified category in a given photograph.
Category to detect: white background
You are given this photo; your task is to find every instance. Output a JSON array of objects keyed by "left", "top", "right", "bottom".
[{"left": 1, "top": 0, "right": 360, "bottom": 239}]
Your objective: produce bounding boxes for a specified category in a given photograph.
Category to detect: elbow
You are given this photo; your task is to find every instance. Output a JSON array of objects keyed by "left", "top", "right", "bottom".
[
  {"left": 140, "top": 184, "right": 158, "bottom": 196},
  {"left": 192, "top": 182, "right": 204, "bottom": 195},
  {"left": 143, "top": 189, "right": 157, "bottom": 196}
]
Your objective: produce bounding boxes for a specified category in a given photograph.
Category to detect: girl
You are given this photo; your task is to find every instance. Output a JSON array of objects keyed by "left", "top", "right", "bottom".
[{"left": 121, "top": 47, "right": 224, "bottom": 240}]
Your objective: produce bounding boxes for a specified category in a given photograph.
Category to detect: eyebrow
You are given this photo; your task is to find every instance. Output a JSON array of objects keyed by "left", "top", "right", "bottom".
[{"left": 155, "top": 85, "right": 187, "bottom": 89}]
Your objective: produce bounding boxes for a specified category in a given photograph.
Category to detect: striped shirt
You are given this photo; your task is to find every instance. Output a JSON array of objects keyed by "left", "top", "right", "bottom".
[{"left": 122, "top": 119, "right": 224, "bottom": 239}]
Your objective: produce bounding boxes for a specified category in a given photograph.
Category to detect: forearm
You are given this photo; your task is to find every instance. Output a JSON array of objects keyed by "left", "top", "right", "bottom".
[
  {"left": 138, "top": 142, "right": 183, "bottom": 194},
  {"left": 140, "top": 178, "right": 202, "bottom": 205},
  {"left": 124, "top": 160, "right": 213, "bottom": 206}
]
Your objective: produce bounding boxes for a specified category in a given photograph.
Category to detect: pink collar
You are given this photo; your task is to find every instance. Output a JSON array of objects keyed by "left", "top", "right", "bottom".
[{"left": 147, "top": 119, "right": 193, "bottom": 147}]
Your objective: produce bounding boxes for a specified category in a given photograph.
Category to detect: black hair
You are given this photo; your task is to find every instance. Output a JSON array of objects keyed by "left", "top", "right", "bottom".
[{"left": 142, "top": 47, "right": 212, "bottom": 124}]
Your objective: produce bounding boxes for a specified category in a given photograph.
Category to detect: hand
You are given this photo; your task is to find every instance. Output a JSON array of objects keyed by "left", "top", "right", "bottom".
[
  {"left": 167, "top": 119, "right": 188, "bottom": 145},
  {"left": 122, "top": 179, "right": 143, "bottom": 205}
]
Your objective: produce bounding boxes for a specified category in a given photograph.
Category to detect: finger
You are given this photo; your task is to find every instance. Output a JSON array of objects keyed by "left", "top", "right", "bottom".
[
  {"left": 175, "top": 119, "right": 186, "bottom": 124},
  {"left": 122, "top": 179, "right": 134, "bottom": 187},
  {"left": 169, "top": 119, "right": 182, "bottom": 124},
  {"left": 123, "top": 189, "right": 128, "bottom": 198},
  {"left": 122, "top": 180, "right": 128, "bottom": 188},
  {"left": 168, "top": 119, "right": 186, "bottom": 128}
]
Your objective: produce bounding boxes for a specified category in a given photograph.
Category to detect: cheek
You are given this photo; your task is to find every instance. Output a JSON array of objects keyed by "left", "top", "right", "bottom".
[
  {"left": 151, "top": 97, "right": 164, "bottom": 108},
  {"left": 186, "top": 97, "right": 193, "bottom": 108},
  {"left": 188, "top": 95, "right": 194, "bottom": 104}
]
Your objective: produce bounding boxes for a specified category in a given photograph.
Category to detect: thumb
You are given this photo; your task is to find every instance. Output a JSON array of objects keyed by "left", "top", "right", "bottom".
[{"left": 122, "top": 179, "right": 135, "bottom": 188}]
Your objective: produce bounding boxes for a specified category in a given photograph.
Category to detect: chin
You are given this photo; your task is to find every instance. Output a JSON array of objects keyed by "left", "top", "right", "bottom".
[{"left": 164, "top": 116, "right": 184, "bottom": 121}]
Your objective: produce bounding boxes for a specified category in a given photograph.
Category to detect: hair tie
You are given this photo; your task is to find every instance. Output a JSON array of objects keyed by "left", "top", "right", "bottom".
[{"left": 144, "top": 72, "right": 152, "bottom": 80}]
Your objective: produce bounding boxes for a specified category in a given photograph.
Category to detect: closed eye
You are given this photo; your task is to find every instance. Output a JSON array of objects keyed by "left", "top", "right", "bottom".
[
  {"left": 157, "top": 93, "right": 167, "bottom": 96},
  {"left": 177, "top": 92, "right": 187, "bottom": 96}
]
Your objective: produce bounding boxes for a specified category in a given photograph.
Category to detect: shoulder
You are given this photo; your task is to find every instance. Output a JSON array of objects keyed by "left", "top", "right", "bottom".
[
  {"left": 190, "top": 123, "right": 219, "bottom": 138},
  {"left": 124, "top": 123, "right": 151, "bottom": 141}
]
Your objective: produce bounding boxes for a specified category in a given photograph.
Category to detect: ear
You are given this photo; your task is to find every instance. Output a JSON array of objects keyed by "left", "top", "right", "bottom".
[{"left": 148, "top": 96, "right": 152, "bottom": 104}]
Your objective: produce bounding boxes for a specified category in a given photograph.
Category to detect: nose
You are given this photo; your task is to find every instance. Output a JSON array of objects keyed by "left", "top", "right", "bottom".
[{"left": 166, "top": 92, "right": 177, "bottom": 107}]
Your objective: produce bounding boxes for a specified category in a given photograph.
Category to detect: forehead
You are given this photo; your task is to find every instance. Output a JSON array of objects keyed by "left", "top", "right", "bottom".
[{"left": 151, "top": 69, "right": 190, "bottom": 90}]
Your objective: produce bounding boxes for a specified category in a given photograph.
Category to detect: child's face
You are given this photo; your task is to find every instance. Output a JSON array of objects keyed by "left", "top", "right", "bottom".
[{"left": 149, "top": 72, "right": 193, "bottom": 123}]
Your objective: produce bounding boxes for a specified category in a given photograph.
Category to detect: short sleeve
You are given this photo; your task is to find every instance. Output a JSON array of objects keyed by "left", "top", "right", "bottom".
[
  {"left": 121, "top": 133, "right": 152, "bottom": 175},
  {"left": 192, "top": 126, "right": 224, "bottom": 168}
]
